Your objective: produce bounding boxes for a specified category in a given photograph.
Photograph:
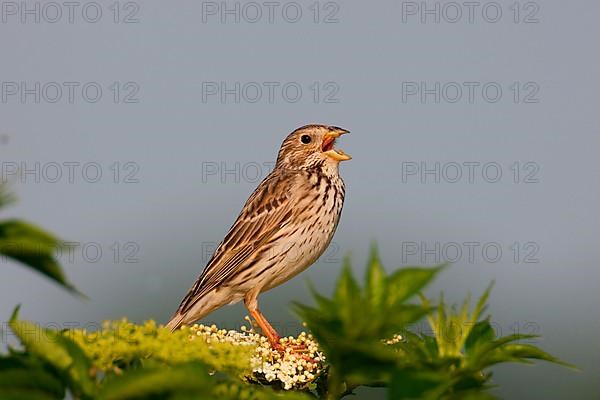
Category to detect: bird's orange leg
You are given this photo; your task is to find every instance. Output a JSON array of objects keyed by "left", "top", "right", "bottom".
[
  {"left": 244, "top": 292, "right": 317, "bottom": 362},
  {"left": 244, "top": 292, "right": 283, "bottom": 350},
  {"left": 248, "top": 307, "right": 316, "bottom": 363},
  {"left": 248, "top": 307, "right": 284, "bottom": 351}
]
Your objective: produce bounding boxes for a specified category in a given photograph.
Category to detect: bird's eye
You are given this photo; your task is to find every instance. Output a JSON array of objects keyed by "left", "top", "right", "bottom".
[{"left": 301, "top": 135, "right": 312, "bottom": 144}]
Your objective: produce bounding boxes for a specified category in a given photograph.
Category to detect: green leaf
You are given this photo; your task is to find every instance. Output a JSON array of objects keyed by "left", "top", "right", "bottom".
[
  {"left": 465, "top": 320, "right": 496, "bottom": 355},
  {"left": 295, "top": 254, "right": 575, "bottom": 399},
  {"left": 334, "top": 257, "right": 360, "bottom": 304},
  {"left": 384, "top": 305, "right": 430, "bottom": 337},
  {"left": 445, "top": 391, "right": 498, "bottom": 400},
  {"left": 471, "top": 282, "right": 494, "bottom": 325},
  {"left": 392, "top": 332, "right": 437, "bottom": 363},
  {"left": 9, "top": 307, "right": 70, "bottom": 369},
  {"left": 0, "top": 390, "right": 60, "bottom": 400},
  {"left": 0, "top": 185, "right": 16, "bottom": 209},
  {"left": 365, "top": 245, "right": 387, "bottom": 308},
  {"left": 327, "top": 342, "right": 400, "bottom": 387},
  {"left": 8, "top": 306, "right": 96, "bottom": 399},
  {"left": 482, "top": 344, "right": 578, "bottom": 370},
  {"left": 98, "top": 361, "right": 307, "bottom": 400},
  {"left": 296, "top": 255, "right": 444, "bottom": 398},
  {"left": 388, "top": 369, "right": 452, "bottom": 400},
  {"left": 214, "top": 381, "right": 311, "bottom": 400},
  {"left": 0, "top": 353, "right": 65, "bottom": 399},
  {"left": 468, "top": 333, "right": 541, "bottom": 368},
  {"left": 0, "top": 220, "right": 80, "bottom": 294},
  {"left": 98, "top": 362, "right": 211, "bottom": 399},
  {"left": 387, "top": 264, "right": 447, "bottom": 306}
]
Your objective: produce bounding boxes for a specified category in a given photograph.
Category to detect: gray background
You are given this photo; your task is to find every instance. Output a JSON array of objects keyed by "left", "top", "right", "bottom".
[{"left": 1, "top": 1, "right": 599, "bottom": 398}]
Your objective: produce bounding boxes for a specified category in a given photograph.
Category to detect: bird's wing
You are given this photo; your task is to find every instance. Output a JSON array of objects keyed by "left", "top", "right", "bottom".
[{"left": 178, "top": 171, "right": 296, "bottom": 314}]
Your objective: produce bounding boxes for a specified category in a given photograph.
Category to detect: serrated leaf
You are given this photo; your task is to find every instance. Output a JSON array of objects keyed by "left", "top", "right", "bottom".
[
  {"left": 383, "top": 305, "right": 430, "bottom": 337},
  {"left": 213, "top": 381, "right": 311, "bottom": 400},
  {"left": 0, "top": 354, "right": 65, "bottom": 399},
  {"left": 294, "top": 254, "right": 575, "bottom": 399},
  {"left": 9, "top": 307, "right": 70, "bottom": 370},
  {"left": 465, "top": 320, "right": 496, "bottom": 355},
  {"left": 471, "top": 282, "right": 494, "bottom": 325},
  {"left": 445, "top": 390, "right": 498, "bottom": 400},
  {"left": 428, "top": 293, "right": 450, "bottom": 355},
  {"left": 460, "top": 293, "right": 472, "bottom": 325},
  {"left": 0, "top": 220, "right": 80, "bottom": 294},
  {"left": 387, "top": 264, "right": 447, "bottom": 306},
  {"left": 389, "top": 369, "right": 452, "bottom": 400},
  {"left": 365, "top": 245, "right": 387, "bottom": 308},
  {"left": 334, "top": 258, "right": 360, "bottom": 304},
  {"left": 98, "top": 362, "right": 211, "bottom": 399},
  {"left": 483, "top": 344, "right": 578, "bottom": 370},
  {"left": 9, "top": 306, "right": 95, "bottom": 398},
  {"left": 0, "top": 390, "right": 60, "bottom": 400}
]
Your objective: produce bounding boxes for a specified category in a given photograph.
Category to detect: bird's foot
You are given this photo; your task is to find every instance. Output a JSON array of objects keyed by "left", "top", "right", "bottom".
[
  {"left": 287, "top": 341, "right": 310, "bottom": 352},
  {"left": 269, "top": 338, "right": 319, "bottom": 364},
  {"left": 246, "top": 309, "right": 321, "bottom": 364}
]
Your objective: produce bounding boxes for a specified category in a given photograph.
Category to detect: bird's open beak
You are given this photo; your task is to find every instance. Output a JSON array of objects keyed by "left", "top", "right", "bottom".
[{"left": 322, "top": 128, "right": 351, "bottom": 161}]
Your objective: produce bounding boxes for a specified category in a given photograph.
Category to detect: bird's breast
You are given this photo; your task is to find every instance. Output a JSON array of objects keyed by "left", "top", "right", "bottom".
[{"left": 260, "top": 173, "right": 345, "bottom": 291}]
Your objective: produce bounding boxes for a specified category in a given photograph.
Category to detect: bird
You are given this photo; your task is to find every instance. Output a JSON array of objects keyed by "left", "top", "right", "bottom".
[{"left": 166, "top": 124, "right": 351, "bottom": 351}]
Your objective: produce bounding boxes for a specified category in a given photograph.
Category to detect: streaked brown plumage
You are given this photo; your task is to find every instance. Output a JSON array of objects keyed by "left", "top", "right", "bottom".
[{"left": 167, "top": 124, "right": 351, "bottom": 350}]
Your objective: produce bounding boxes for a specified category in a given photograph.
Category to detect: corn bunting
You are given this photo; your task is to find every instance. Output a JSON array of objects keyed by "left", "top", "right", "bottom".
[{"left": 167, "top": 124, "right": 351, "bottom": 351}]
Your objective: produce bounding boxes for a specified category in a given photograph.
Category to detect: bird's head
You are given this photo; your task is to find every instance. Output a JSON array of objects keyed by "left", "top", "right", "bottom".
[{"left": 276, "top": 125, "right": 351, "bottom": 172}]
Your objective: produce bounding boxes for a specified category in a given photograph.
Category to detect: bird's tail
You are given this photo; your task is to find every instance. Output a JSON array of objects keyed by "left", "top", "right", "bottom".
[
  {"left": 165, "top": 291, "right": 225, "bottom": 332},
  {"left": 165, "top": 312, "right": 187, "bottom": 332}
]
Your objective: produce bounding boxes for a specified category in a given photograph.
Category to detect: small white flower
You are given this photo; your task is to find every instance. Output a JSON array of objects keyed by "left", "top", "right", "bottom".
[{"left": 188, "top": 321, "right": 324, "bottom": 390}]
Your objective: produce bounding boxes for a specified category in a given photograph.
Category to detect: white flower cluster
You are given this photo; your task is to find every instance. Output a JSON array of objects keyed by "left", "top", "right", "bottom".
[
  {"left": 188, "top": 318, "right": 325, "bottom": 390},
  {"left": 383, "top": 333, "right": 404, "bottom": 345}
]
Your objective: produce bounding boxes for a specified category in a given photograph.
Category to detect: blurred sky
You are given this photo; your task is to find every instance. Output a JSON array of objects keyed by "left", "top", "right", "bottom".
[{"left": 1, "top": 1, "right": 599, "bottom": 398}]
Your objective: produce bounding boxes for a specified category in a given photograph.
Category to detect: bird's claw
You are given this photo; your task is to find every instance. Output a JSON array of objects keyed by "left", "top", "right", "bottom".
[{"left": 269, "top": 340, "right": 318, "bottom": 364}]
